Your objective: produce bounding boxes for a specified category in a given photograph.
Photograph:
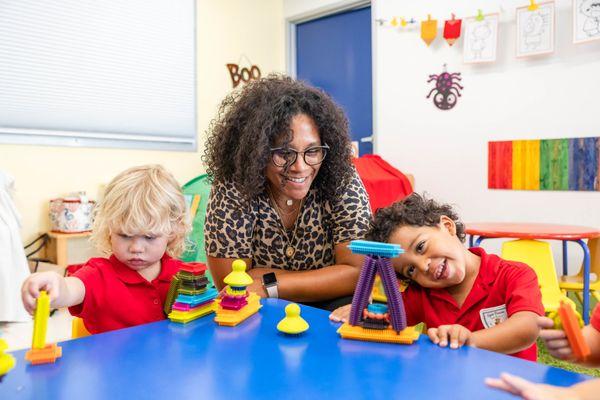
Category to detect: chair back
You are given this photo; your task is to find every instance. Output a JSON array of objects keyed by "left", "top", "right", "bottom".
[{"left": 501, "top": 239, "right": 563, "bottom": 312}]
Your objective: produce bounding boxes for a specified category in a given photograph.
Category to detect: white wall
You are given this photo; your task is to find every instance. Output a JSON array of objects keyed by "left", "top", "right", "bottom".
[
  {"left": 285, "top": 0, "right": 600, "bottom": 269},
  {"left": 373, "top": 0, "right": 600, "bottom": 266}
]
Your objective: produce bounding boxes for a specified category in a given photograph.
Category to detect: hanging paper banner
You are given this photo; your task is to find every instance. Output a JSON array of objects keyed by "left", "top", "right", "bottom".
[
  {"left": 421, "top": 15, "right": 438, "bottom": 45},
  {"left": 443, "top": 14, "right": 462, "bottom": 46}
]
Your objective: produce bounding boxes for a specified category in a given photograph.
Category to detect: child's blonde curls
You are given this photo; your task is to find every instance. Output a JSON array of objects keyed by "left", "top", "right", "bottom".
[{"left": 91, "top": 164, "right": 190, "bottom": 258}]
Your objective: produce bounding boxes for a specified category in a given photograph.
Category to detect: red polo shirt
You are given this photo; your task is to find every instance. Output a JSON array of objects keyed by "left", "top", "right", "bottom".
[
  {"left": 591, "top": 304, "right": 600, "bottom": 332},
  {"left": 403, "top": 247, "right": 544, "bottom": 361},
  {"left": 69, "top": 254, "right": 181, "bottom": 334}
]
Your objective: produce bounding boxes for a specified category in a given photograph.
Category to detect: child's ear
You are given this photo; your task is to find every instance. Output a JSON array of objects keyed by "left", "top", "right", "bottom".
[{"left": 439, "top": 215, "right": 457, "bottom": 236}]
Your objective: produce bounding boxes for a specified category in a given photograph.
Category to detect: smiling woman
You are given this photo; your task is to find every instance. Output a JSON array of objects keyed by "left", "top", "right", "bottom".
[{"left": 202, "top": 75, "right": 371, "bottom": 309}]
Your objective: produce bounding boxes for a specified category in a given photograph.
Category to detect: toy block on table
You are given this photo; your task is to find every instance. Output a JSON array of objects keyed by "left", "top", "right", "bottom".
[
  {"left": 167, "top": 262, "right": 218, "bottom": 324},
  {"left": 214, "top": 259, "right": 262, "bottom": 327},
  {"left": 0, "top": 339, "right": 16, "bottom": 382},
  {"left": 25, "top": 291, "right": 62, "bottom": 365},
  {"left": 338, "top": 240, "right": 418, "bottom": 344},
  {"left": 277, "top": 303, "right": 309, "bottom": 335},
  {"left": 557, "top": 301, "right": 591, "bottom": 362}
]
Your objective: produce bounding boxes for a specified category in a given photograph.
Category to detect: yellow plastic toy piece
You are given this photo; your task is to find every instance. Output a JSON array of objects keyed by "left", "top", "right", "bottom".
[
  {"left": 71, "top": 317, "right": 91, "bottom": 339},
  {"left": 277, "top": 303, "right": 309, "bottom": 334},
  {"left": 214, "top": 292, "right": 262, "bottom": 326},
  {"left": 223, "top": 259, "right": 253, "bottom": 287},
  {"left": 168, "top": 302, "right": 215, "bottom": 323},
  {"left": 25, "top": 290, "right": 62, "bottom": 365},
  {"left": 0, "top": 339, "right": 16, "bottom": 379},
  {"left": 32, "top": 291, "right": 50, "bottom": 349},
  {"left": 337, "top": 323, "right": 420, "bottom": 344}
]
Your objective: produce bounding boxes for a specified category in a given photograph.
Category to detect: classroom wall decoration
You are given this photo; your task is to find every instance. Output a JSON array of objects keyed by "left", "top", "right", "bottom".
[
  {"left": 421, "top": 15, "right": 438, "bottom": 46},
  {"left": 226, "top": 55, "right": 261, "bottom": 88},
  {"left": 443, "top": 14, "right": 462, "bottom": 46},
  {"left": 488, "top": 137, "right": 600, "bottom": 191},
  {"left": 516, "top": 1, "right": 555, "bottom": 57},
  {"left": 573, "top": 0, "right": 600, "bottom": 43},
  {"left": 463, "top": 13, "right": 499, "bottom": 63},
  {"left": 426, "top": 65, "right": 463, "bottom": 110}
]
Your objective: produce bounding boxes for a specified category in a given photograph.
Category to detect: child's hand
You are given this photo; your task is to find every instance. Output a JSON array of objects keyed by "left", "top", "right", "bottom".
[
  {"left": 329, "top": 304, "right": 352, "bottom": 323},
  {"left": 428, "top": 324, "right": 474, "bottom": 349},
  {"left": 21, "top": 272, "right": 63, "bottom": 314},
  {"left": 485, "top": 372, "right": 574, "bottom": 400},
  {"left": 538, "top": 316, "right": 576, "bottom": 361}
]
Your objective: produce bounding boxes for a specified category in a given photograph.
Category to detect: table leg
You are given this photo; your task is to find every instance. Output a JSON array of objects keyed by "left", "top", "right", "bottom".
[
  {"left": 575, "top": 239, "right": 591, "bottom": 325},
  {"left": 562, "top": 241, "right": 568, "bottom": 276},
  {"left": 469, "top": 235, "right": 474, "bottom": 248},
  {"left": 474, "top": 236, "right": 485, "bottom": 247}
]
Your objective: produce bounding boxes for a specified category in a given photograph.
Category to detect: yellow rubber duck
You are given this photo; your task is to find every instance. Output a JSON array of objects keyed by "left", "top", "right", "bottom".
[
  {"left": 0, "top": 339, "right": 16, "bottom": 379},
  {"left": 277, "top": 303, "right": 309, "bottom": 334},
  {"left": 223, "top": 259, "right": 253, "bottom": 287}
]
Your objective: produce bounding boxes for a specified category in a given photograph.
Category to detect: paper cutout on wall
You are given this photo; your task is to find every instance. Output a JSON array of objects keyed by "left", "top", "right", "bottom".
[
  {"left": 226, "top": 55, "right": 261, "bottom": 88},
  {"left": 426, "top": 64, "right": 463, "bottom": 110},
  {"left": 488, "top": 137, "right": 600, "bottom": 191},
  {"left": 574, "top": 0, "right": 600, "bottom": 44},
  {"left": 421, "top": 15, "right": 438, "bottom": 45},
  {"left": 443, "top": 15, "right": 462, "bottom": 46},
  {"left": 516, "top": 1, "right": 555, "bottom": 57},
  {"left": 463, "top": 13, "right": 499, "bottom": 63}
]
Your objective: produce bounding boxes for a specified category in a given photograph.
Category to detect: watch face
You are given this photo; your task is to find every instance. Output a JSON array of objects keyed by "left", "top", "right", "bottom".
[{"left": 263, "top": 272, "right": 277, "bottom": 286}]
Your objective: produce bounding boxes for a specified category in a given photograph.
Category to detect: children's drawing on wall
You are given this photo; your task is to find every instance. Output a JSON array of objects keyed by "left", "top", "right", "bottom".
[
  {"left": 516, "top": 1, "right": 555, "bottom": 57},
  {"left": 463, "top": 13, "right": 499, "bottom": 63},
  {"left": 573, "top": 0, "right": 600, "bottom": 43},
  {"left": 426, "top": 64, "right": 463, "bottom": 111}
]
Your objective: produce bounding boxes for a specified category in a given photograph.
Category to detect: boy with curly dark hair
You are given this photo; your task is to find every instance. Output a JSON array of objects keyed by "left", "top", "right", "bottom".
[{"left": 330, "top": 193, "right": 544, "bottom": 361}]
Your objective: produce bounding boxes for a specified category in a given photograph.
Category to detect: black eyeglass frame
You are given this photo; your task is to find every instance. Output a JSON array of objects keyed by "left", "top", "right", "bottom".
[{"left": 269, "top": 144, "right": 330, "bottom": 167}]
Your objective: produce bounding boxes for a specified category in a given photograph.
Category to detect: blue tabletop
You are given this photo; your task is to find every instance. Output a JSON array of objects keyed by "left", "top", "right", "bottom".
[{"left": 0, "top": 299, "right": 590, "bottom": 399}]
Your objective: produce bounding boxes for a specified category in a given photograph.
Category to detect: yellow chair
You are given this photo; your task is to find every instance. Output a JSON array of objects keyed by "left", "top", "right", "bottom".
[
  {"left": 501, "top": 239, "right": 578, "bottom": 315},
  {"left": 559, "top": 237, "right": 600, "bottom": 303},
  {"left": 71, "top": 317, "right": 91, "bottom": 339}
]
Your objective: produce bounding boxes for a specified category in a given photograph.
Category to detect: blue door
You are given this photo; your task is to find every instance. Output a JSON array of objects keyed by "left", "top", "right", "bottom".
[{"left": 296, "top": 6, "right": 373, "bottom": 155}]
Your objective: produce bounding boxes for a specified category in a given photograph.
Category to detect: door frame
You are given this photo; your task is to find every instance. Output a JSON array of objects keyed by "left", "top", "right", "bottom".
[{"left": 285, "top": 0, "right": 376, "bottom": 153}]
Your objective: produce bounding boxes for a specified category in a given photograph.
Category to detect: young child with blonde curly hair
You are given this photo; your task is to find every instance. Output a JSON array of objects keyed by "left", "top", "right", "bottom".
[{"left": 21, "top": 164, "right": 189, "bottom": 334}]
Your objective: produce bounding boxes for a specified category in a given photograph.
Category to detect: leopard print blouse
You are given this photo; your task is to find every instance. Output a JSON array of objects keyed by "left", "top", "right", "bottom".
[{"left": 204, "top": 170, "right": 371, "bottom": 271}]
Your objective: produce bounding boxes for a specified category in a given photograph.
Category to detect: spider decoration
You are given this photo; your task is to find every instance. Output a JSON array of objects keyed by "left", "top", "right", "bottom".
[{"left": 426, "top": 66, "right": 464, "bottom": 110}]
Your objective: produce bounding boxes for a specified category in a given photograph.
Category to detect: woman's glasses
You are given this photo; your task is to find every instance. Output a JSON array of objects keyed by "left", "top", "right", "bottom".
[{"left": 270, "top": 144, "right": 329, "bottom": 167}]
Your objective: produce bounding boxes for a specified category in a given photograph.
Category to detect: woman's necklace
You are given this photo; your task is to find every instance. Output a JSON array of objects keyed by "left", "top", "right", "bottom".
[{"left": 268, "top": 188, "right": 303, "bottom": 259}]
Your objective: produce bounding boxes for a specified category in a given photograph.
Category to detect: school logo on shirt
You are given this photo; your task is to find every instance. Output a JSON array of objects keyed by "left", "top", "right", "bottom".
[{"left": 479, "top": 304, "right": 508, "bottom": 329}]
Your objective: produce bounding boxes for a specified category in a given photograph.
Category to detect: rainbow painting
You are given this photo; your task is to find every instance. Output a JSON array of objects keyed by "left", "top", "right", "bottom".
[{"left": 488, "top": 137, "right": 599, "bottom": 191}]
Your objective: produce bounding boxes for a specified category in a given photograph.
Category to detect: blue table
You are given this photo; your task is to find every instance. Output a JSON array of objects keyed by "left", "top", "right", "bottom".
[{"left": 0, "top": 299, "right": 590, "bottom": 399}]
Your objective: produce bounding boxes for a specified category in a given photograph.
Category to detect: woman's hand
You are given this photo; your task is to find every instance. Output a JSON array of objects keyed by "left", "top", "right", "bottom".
[
  {"left": 21, "top": 272, "right": 64, "bottom": 314},
  {"left": 329, "top": 304, "right": 352, "bottom": 323},
  {"left": 428, "top": 324, "right": 474, "bottom": 349}
]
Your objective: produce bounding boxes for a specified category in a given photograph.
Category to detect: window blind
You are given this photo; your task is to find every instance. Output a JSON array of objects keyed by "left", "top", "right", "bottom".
[{"left": 0, "top": 0, "right": 196, "bottom": 151}]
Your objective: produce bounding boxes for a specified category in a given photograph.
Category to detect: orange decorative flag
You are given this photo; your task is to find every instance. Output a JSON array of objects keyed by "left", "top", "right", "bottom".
[
  {"left": 443, "top": 14, "right": 462, "bottom": 46},
  {"left": 421, "top": 15, "right": 437, "bottom": 46}
]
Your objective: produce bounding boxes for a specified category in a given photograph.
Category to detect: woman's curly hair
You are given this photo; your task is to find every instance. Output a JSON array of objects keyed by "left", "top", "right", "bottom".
[
  {"left": 203, "top": 74, "right": 354, "bottom": 201},
  {"left": 368, "top": 193, "right": 466, "bottom": 243}
]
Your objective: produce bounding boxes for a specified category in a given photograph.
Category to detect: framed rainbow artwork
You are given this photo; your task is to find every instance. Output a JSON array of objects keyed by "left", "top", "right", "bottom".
[{"left": 488, "top": 137, "right": 599, "bottom": 191}]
